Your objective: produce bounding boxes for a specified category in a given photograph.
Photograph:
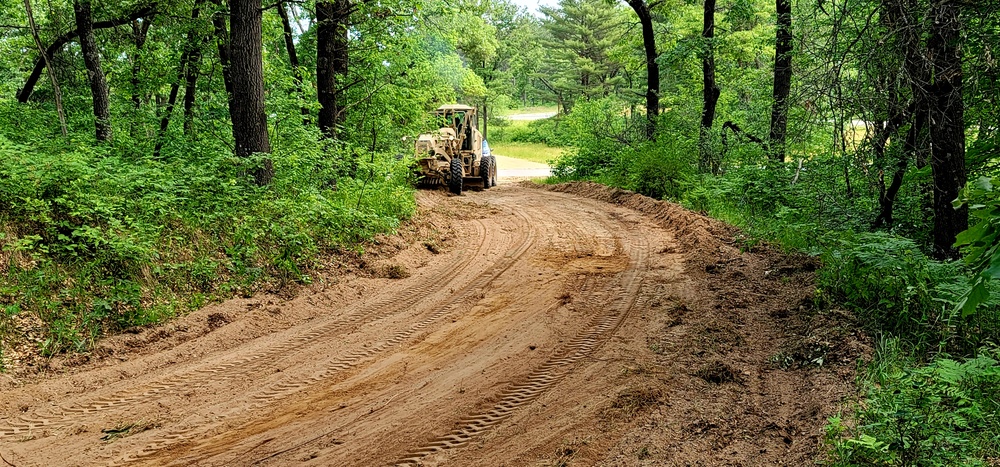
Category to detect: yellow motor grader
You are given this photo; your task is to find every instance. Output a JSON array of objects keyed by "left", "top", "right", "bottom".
[{"left": 414, "top": 104, "right": 497, "bottom": 194}]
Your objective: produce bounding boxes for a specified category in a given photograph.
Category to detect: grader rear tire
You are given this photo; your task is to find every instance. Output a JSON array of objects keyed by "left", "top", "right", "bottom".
[
  {"left": 449, "top": 158, "right": 464, "bottom": 195},
  {"left": 481, "top": 156, "right": 494, "bottom": 189}
]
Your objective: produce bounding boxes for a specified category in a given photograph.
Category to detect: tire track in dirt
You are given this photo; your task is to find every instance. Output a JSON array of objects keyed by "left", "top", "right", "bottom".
[
  {"left": 0, "top": 214, "right": 515, "bottom": 441},
  {"left": 108, "top": 212, "right": 542, "bottom": 465},
  {"left": 391, "top": 198, "right": 651, "bottom": 466}
]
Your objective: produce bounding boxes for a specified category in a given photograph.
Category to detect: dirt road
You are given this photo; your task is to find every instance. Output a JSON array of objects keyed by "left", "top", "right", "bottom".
[{"left": 0, "top": 183, "right": 864, "bottom": 466}]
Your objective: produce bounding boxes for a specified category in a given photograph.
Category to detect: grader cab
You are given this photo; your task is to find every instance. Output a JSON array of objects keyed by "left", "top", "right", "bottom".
[{"left": 414, "top": 104, "right": 497, "bottom": 194}]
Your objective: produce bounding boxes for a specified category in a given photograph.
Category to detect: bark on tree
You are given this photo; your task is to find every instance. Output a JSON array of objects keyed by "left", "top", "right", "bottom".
[
  {"left": 699, "top": 0, "right": 720, "bottom": 173},
  {"left": 230, "top": 0, "right": 273, "bottom": 185},
  {"left": 626, "top": 0, "right": 659, "bottom": 140},
  {"left": 211, "top": 0, "right": 233, "bottom": 97},
  {"left": 768, "top": 0, "right": 792, "bottom": 162},
  {"left": 17, "top": 4, "right": 156, "bottom": 103},
  {"left": 277, "top": 1, "right": 310, "bottom": 124},
  {"left": 23, "top": 0, "right": 67, "bottom": 137},
  {"left": 74, "top": 0, "right": 112, "bottom": 142},
  {"left": 926, "top": 2, "right": 967, "bottom": 259},
  {"left": 130, "top": 18, "right": 152, "bottom": 109},
  {"left": 154, "top": 0, "right": 204, "bottom": 157},
  {"left": 317, "top": 0, "right": 350, "bottom": 139},
  {"left": 182, "top": 1, "right": 205, "bottom": 135}
]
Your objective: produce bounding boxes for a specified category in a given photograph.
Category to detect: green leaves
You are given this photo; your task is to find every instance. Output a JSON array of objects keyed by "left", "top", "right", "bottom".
[
  {"left": 827, "top": 350, "right": 1000, "bottom": 466},
  {"left": 953, "top": 175, "right": 1000, "bottom": 317}
]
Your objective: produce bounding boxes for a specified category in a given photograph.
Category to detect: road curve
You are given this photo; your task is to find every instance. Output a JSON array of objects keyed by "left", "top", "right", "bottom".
[{"left": 0, "top": 184, "right": 685, "bottom": 466}]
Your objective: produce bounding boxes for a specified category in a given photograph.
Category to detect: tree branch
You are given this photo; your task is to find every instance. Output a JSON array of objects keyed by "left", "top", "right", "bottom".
[{"left": 17, "top": 3, "right": 157, "bottom": 102}]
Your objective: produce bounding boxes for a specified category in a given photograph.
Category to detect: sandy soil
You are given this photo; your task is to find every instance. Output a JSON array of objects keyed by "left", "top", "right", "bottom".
[{"left": 0, "top": 182, "right": 867, "bottom": 466}]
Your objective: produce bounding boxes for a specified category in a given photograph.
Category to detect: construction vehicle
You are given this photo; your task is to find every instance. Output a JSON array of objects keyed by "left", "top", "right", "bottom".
[{"left": 414, "top": 104, "right": 497, "bottom": 194}]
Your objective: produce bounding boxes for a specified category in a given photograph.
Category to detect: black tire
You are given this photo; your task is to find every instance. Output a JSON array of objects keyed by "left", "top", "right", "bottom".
[
  {"left": 489, "top": 156, "right": 498, "bottom": 187},
  {"left": 448, "top": 158, "right": 463, "bottom": 195},
  {"left": 481, "top": 156, "right": 494, "bottom": 189}
]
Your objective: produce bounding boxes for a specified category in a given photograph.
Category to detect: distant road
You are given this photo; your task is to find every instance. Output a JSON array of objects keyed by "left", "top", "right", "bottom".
[
  {"left": 505, "top": 111, "right": 557, "bottom": 121},
  {"left": 494, "top": 154, "right": 552, "bottom": 181}
]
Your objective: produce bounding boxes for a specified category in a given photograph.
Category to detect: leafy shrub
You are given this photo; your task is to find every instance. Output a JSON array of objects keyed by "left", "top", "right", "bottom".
[
  {"left": 0, "top": 128, "right": 415, "bottom": 357},
  {"left": 827, "top": 348, "right": 1000, "bottom": 466}
]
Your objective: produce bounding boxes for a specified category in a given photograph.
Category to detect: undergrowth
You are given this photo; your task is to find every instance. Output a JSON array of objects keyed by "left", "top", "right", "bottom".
[{"left": 0, "top": 106, "right": 415, "bottom": 360}]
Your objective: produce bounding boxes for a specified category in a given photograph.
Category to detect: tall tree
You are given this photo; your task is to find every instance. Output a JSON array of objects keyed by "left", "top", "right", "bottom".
[
  {"left": 230, "top": 0, "right": 273, "bottom": 185},
  {"left": 317, "top": 0, "right": 350, "bottom": 139},
  {"left": 625, "top": 0, "right": 659, "bottom": 140},
  {"left": 277, "top": 1, "right": 310, "bottom": 124},
  {"left": 699, "top": 0, "right": 719, "bottom": 172},
  {"left": 73, "top": 0, "right": 112, "bottom": 142},
  {"left": 539, "top": 0, "right": 624, "bottom": 112},
  {"left": 926, "top": 1, "right": 967, "bottom": 259},
  {"left": 768, "top": 0, "right": 792, "bottom": 162},
  {"left": 16, "top": 4, "right": 156, "bottom": 103}
]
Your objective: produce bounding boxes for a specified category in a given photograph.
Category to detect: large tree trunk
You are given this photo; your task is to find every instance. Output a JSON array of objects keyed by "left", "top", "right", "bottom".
[
  {"left": 230, "top": 0, "right": 273, "bottom": 185},
  {"left": 18, "top": 4, "right": 155, "bottom": 103},
  {"left": 626, "top": 0, "right": 659, "bottom": 140},
  {"left": 768, "top": 0, "right": 792, "bottom": 162},
  {"left": 182, "top": 1, "right": 205, "bottom": 135},
  {"left": 277, "top": 1, "right": 310, "bottom": 124},
  {"left": 317, "top": 0, "right": 350, "bottom": 139},
  {"left": 927, "top": 2, "right": 967, "bottom": 259},
  {"left": 699, "top": 0, "right": 720, "bottom": 173},
  {"left": 74, "top": 0, "right": 112, "bottom": 142}
]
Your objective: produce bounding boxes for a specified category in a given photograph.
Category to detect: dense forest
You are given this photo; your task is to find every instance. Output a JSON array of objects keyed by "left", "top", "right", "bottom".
[{"left": 1, "top": 0, "right": 999, "bottom": 463}]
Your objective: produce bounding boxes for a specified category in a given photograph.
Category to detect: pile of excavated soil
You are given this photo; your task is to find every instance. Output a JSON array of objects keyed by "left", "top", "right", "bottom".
[{"left": 538, "top": 181, "right": 871, "bottom": 465}]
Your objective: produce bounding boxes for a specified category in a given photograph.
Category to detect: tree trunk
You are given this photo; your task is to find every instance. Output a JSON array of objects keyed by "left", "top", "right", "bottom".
[
  {"left": 768, "top": 0, "right": 792, "bottom": 162},
  {"left": 183, "top": 0, "right": 206, "bottom": 134},
  {"left": 317, "top": 0, "right": 350, "bottom": 139},
  {"left": 626, "top": 0, "right": 659, "bottom": 140},
  {"left": 927, "top": 2, "right": 967, "bottom": 259},
  {"left": 211, "top": 0, "right": 234, "bottom": 98},
  {"left": 699, "top": 0, "right": 720, "bottom": 173},
  {"left": 24, "top": 0, "right": 67, "bottom": 137},
  {"left": 130, "top": 18, "right": 152, "bottom": 109},
  {"left": 74, "top": 0, "right": 112, "bottom": 142},
  {"left": 153, "top": 48, "right": 188, "bottom": 158},
  {"left": 18, "top": 4, "right": 155, "bottom": 103},
  {"left": 277, "top": 1, "right": 310, "bottom": 124},
  {"left": 230, "top": 0, "right": 273, "bottom": 185}
]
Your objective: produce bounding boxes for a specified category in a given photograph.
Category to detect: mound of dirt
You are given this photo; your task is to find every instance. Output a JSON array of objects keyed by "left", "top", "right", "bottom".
[
  {"left": 545, "top": 181, "right": 736, "bottom": 255},
  {"left": 536, "top": 181, "right": 871, "bottom": 466}
]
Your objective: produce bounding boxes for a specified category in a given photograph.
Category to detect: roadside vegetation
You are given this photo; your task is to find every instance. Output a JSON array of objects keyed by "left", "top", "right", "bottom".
[
  {"left": 531, "top": 0, "right": 1000, "bottom": 464},
  {"left": 3, "top": 0, "right": 999, "bottom": 463}
]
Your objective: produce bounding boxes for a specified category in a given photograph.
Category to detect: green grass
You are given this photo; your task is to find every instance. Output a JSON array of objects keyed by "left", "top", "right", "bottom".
[
  {"left": 497, "top": 105, "right": 558, "bottom": 116},
  {"left": 491, "top": 142, "right": 565, "bottom": 165}
]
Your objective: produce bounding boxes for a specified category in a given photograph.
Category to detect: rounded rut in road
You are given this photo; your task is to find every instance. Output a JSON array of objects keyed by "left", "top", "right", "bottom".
[{"left": 0, "top": 183, "right": 861, "bottom": 467}]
